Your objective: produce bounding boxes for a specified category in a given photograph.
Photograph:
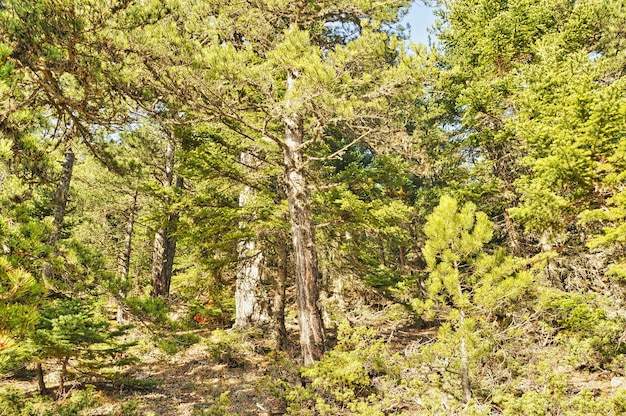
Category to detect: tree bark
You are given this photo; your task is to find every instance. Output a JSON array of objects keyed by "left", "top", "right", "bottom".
[
  {"left": 151, "top": 225, "right": 167, "bottom": 297},
  {"left": 283, "top": 69, "right": 325, "bottom": 365},
  {"left": 273, "top": 239, "right": 288, "bottom": 350},
  {"left": 58, "top": 356, "right": 68, "bottom": 399},
  {"left": 48, "top": 147, "right": 75, "bottom": 248},
  {"left": 459, "top": 310, "right": 472, "bottom": 403},
  {"left": 162, "top": 176, "right": 182, "bottom": 293},
  {"left": 234, "top": 152, "right": 269, "bottom": 328},
  {"left": 42, "top": 147, "right": 75, "bottom": 284},
  {"left": 151, "top": 135, "right": 181, "bottom": 298},
  {"left": 36, "top": 362, "right": 46, "bottom": 395},
  {"left": 234, "top": 239, "right": 268, "bottom": 328},
  {"left": 457, "top": 278, "right": 471, "bottom": 403},
  {"left": 117, "top": 189, "right": 137, "bottom": 322},
  {"left": 118, "top": 189, "right": 138, "bottom": 282}
]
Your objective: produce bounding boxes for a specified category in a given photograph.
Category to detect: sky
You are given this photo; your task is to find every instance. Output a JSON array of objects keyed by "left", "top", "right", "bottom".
[{"left": 402, "top": 2, "right": 438, "bottom": 45}]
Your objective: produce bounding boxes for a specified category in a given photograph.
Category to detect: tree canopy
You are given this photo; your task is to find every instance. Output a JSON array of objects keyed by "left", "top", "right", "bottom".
[{"left": 1, "top": 0, "right": 625, "bottom": 414}]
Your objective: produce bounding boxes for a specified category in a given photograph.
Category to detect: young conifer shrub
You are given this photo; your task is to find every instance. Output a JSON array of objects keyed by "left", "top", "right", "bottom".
[
  {"left": 32, "top": 298, "right": 136, "bottom": 395},
  {"left": 413, "top": 195, "right": 534, "bottom": 407}
]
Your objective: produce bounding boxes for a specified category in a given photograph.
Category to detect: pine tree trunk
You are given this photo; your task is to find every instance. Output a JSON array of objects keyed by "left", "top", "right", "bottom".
[
  {"left": 118, "top": 189, "right": 137, "bottom": 322},
  {"left": 234, "top": 240, "right": 267, "bottom": 328},
  {"left": 48, "top": 148, "right": 75, "bottom": 248},
  {"left": 162, "top": 176, "right": 182, "bottom": 295},
  {"left": 457, "top": 277, "right": 471, "bottom": 403},
  {"left": 283, "top": 69, "right": 325, "bottom": 365},
  {"left": 58, "top": 356, "right": 68, "bottom": 399},
  {"left": 273, "top": 240, "right": 288, "bottom": 350},
  {"left": 234, "top": 152, "right": 269, "bottom": 328},
  {"left": 36, "top": 362, "right": 46, "bottom": 395},
  {"left": 42, "top": 147, "right": 75, "bottom": 283},
  {"left": 118, "top": 189, "right": 138, "bottom": 281},
  {"left": 459, "top": 310, "right": 471, "bottom": 403},
  {"left": 151, "top": 136, "right": 180, "bottom": 298},
  {"left": 151, "top": 226, "right": 167, "bottom": 297}
]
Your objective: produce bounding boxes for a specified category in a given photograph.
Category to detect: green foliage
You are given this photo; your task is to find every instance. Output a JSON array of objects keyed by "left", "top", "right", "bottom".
[
  {"left": 0, "top": 256, "right": 44, "bottom": 341},
  {"left": 0, "top": 384, "right": 101, "bottom": 416},
  {"left": 1, "top": 0, "right": 626, "bottom": 413},
  {"left": 156, "top": 332, "right": 200, "bottom": 355},
  {"left": 125, "top": 295, "right": 170, "bottom": 325},
  {"left": 202, "top": 329, "right": 248, "bottom": 364},
  {"left": 538, "top": 290, "right": 626, "bottom": 368},
  {"left": 33, "top": 298, "right": 135, "bottom": 371},
  {"left": 293, "top": 322, "right": 399, "bottom": 415},
  {"left": 195, "top": 391, "right": 231, "bottom": 416},
  {"left": 496, "top": 382, "right": 626, "bottom": 416},
  {"left": 187, "top": 298, "right": 233, "bottom": 329},
  {"left": 415, "top": 195, "right": 532, "bottom": 317}
]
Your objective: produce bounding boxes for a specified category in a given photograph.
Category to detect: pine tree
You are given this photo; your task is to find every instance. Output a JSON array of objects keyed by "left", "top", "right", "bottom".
[
  {"left": 416, "top": 195, "right": 533, "bottom": 404},
  {"left": 32, "top": 298, "right": 135, "bottom": 397},
  {"left": 118, "top": 0, "right": 418, "bottom": 364}
]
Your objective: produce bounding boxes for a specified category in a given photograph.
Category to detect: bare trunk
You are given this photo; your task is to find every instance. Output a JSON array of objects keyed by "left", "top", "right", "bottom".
[
  {"left": 162, "top": 176, "right": 182, "bottom": 294},
  {"left": 42, "top": 147, "right": 75, "bottom": 284},
  {"left": 118, "top": 189, "right": 138, "bottom": 322},
  {"left": 58, "top": 356, "right": 68, "bottom": 399},
  {"left": 151, "top": 227, "right": 167, "bottom": 297},
  {"left": 234, "top": 241, "right": 267, "bottom": 328},
  {"left": 456, "top": 279, "right": 471, "bottom": 403},
  {"left": 273, "top": 240, "right": 288, "bottom": 350},
  {"left": 118, "top": 189, "right": 138, "bottom": 281},
  {"left": 234, "top": 152, "right": 269, "bottom": 328},
  {"left": 283, "top": 69, "right": 324, "bottom": 365},
  {"left": 151, "top": 136, "right": 180, "bottom": 298},
  {"left": 37, "top": 362, "right": 46, "bottom": 395},
  {"left": 48, "top": 148, "right": 75, "bottom": 248},
  {"left": 540, "top": 229, "right": 562, "bottom": 289},
  {"left": 459, "top": 310, "right": 471, "bottom": 403}
]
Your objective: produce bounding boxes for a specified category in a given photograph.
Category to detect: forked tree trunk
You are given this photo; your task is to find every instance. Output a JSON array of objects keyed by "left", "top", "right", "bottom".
[
  {"left": 151, "top": 178, "right": 182, "bottom": 298},
  {"left": 234, "top": 152, "right": 269, "bottom": 328},
  {"left": 151, "top": 135, "right": 181, "bottom": 298},
  {"left": 283, "top": 69, "right": 325, "bottom": 365}
]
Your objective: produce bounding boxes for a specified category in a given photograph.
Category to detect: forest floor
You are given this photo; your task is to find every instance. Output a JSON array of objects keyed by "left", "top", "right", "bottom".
[
  {"left": 2, "top": 306, "right": 623, "bottom": 415},
  {"left": 0, "top": 306, "right": 431, "bottom": 415}
]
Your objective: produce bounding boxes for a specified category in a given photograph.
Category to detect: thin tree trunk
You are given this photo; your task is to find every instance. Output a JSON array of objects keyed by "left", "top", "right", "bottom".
[
  {"left": 117, "top": 189, "right": 138, "bottom": 322},
  {"left": 48, "top": 147, "right": 75, "bottom": 248},
  {"left": 456, "top": 278, "right": 471, "bottom": 403},
  {"left": 38, "top": 148, "right": 75, "bottom": 394},
  {"left": 118, "top": 189, "right": 138, "bottom": 281},
  {"left": 162, "top": 176, "right": 182, "bottom": 295},
  {"left": 283, "top": 69, "right": 324, "bottom": 365},
  {"left": 273, "top": 240, "right": 288, "bottom": 350},
  {"left": 151, "top": 226, "right": 167, "bottom": 297},
  {"left": 234, "top": 152, "right": 269, "bottom": 328},
  {"left": 459, "top": 309, "right": 471, "bottom": 403},
  {"left": 151, "top": 135, "right": 180, "bottom": 298},
  {"left": 42, "top": 147, "right": 76, "bottom": 284},
  {"left": 58, "top": 356, "right": 68, "bottom": 399},
  {"left": 37, "top": 362, "right": 46, "bottom": 395}
]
